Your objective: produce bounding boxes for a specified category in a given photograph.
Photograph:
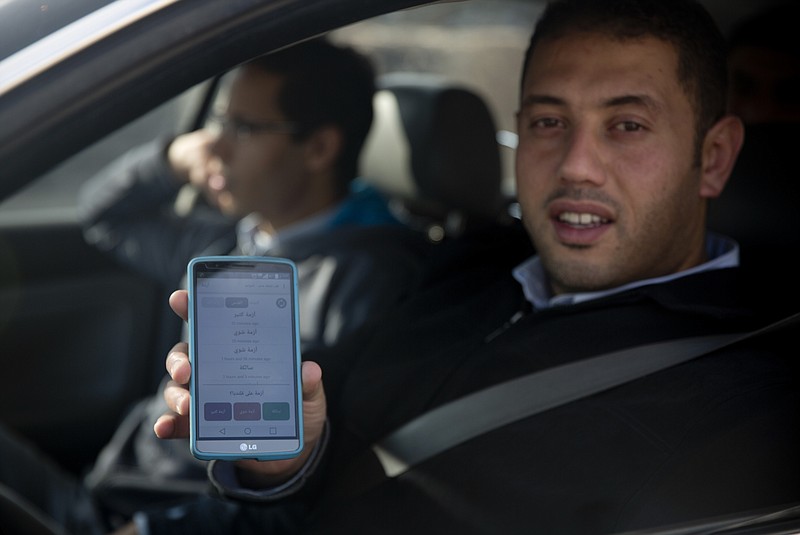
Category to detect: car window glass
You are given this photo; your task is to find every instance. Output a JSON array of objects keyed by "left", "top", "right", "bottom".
[
  {"left": 0, "top": 0, "right": 538, "bottom": 224},
  {"left": 3, "top": 0, "right": 775, "bottom": 223},
  {"left": 0, "top": 83, "right": 208, "bottom": 225},
  {"left": 331, "top": 0, "right": 544, "bottom": 196}
]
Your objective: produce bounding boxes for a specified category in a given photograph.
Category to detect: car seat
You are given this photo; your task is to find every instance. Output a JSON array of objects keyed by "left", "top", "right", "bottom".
[
  {"left": 360, "top": 72, "right": 511, "bottom": 241},
  {"left": 707, "top": 121, "right": 800, "bottom": 284}
]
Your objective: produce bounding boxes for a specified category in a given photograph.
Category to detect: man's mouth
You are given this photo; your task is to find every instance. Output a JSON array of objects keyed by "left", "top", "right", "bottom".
[{"left": 557, "top": 211, "right": 610, "bottom": 228}]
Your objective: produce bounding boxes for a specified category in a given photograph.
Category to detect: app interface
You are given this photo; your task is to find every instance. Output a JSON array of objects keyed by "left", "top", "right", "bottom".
[{"left": 193, "top": 264, "right": 298, "bottom": 444}]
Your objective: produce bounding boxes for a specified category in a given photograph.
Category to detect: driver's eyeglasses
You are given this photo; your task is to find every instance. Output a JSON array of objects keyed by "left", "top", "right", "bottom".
[{"left": 207, "top": 115, "right": 300, "bottom": 141}]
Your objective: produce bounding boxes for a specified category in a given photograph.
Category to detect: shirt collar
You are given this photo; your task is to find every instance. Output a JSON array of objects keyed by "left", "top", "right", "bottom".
[
  {"left": 233, "top": 178, "right": 398, "bottom": 256},
  {"left": 236, "top": 204, "right": 339, "bottom": 256},
  {"left": 512, "top": 232, "right": 740, "bottom": 310}
]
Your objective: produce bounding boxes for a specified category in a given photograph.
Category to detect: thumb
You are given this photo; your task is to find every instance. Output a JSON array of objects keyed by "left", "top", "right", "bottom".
[{"left": 300, "top": 361, "right": 326, "bottom": 445}]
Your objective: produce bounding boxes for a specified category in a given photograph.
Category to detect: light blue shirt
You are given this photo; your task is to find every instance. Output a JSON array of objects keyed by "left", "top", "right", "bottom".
[
  {"left": 512, "top": 232, "right": 740, "bottom": 310},
  {"left": 235, "top": 179, "right": 401, "bottom": 256}
]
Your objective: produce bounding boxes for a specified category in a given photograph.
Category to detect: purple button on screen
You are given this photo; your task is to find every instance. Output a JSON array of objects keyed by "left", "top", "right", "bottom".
[
  {"left": 204, "top": 402, "right": 232, "bottom": 421},
  {"left": 234, "top": 402, "right": 261, "bottom": 421}
]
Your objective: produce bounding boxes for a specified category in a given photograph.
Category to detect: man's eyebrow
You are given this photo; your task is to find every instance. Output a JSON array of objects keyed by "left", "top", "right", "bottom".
[
  {"left": 603, "top": 94, "right": 663, "bottom": 112},
  {"left": 519, "top": 94, "right": 566, "bottom": 109},
  {"left": 519, "top": 94, "right": 664, "bottom": 112}
]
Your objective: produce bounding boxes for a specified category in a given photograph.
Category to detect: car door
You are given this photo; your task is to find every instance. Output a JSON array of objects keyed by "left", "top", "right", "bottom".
[{"left": 0, "top": 91, "right": 207, "bottom": 473}]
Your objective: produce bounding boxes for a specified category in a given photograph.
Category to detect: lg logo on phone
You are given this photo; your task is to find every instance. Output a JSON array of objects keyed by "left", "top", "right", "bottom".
[{"left": 240, "top": 443, "right": 258, "bottom": 452}]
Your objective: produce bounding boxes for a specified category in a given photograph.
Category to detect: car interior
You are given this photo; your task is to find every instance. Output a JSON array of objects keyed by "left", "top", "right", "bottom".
[
  {"left": 0, "top": 0, "right": 797, "bottom": 532},
  {"left": 361, "top": 73, "right": 511, "bottom": 239},
  {"left": 0, "top": 0, "right": 529, "bottom": 481},
  {"left": 41, "top": 73, "right": 516, "bottom": 524}
]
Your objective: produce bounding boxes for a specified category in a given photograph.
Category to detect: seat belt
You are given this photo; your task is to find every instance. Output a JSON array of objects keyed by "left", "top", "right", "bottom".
[{"left": 372, "top": 312, "right": 800, "bottom": 478}]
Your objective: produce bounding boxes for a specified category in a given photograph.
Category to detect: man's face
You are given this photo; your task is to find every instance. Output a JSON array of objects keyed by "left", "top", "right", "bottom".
[
  {"left": 210, "top": 66, "right": 310, "bottom": 224},
  {"left": 516, "top": 33, "right": 711, "bottom": 295}
]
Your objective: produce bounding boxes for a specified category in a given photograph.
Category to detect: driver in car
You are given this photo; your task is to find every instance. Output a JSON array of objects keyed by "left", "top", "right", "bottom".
[
  {"left": 153, "top": 0, "right": 800, "bottom": 533},
  {"left": 78, "top": 37, "right": 427, "bottom": 354}
]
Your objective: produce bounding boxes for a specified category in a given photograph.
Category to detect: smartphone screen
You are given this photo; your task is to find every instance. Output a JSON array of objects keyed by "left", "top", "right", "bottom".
[{"left": 187, "top": 256, "right": 303, "bottom": 460}]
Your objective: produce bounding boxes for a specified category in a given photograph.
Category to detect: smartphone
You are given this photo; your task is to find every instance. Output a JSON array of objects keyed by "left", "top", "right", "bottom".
[{"left": 187, "top": 256, "right": 303, "bottom": 461}]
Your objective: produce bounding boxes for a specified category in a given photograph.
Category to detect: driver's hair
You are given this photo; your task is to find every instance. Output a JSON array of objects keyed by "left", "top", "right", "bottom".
[
  {"left": 247, "top": 38, "right": 376, "bottom": 193},
  {"left": 522, "top": 0, "right": 728, "bottom": 165}
]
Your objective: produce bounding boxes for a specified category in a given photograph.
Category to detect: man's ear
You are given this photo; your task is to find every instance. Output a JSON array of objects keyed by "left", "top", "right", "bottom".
[
  {"left": 699, "top": 115, "right": 745, "bottom": 199},
  {"left": 304, "top": 125, "right": 343, "bottom": 173}
]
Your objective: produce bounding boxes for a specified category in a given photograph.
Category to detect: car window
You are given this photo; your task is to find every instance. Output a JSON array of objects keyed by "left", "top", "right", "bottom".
[
  {"left": 332, "top": 0, "right": 543, "bottom": 195},
  {"left": 0, "top": 0, "right": 538, "bottom": 227},
  {"left": 0, "top": 0, "right": 784, "bottom": 224},
  {"left": 0, "top": 83, "right": 208, "bottom": 225}
]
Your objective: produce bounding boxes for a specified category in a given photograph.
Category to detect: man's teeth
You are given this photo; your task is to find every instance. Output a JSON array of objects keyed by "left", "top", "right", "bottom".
[{"left": 558, "top": 212, "right": 608, "bottom": 226}]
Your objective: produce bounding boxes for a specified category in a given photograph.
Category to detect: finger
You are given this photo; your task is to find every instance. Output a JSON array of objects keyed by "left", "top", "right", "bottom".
[
  {"left": 301, "top": 361, "right": 323, "bottom": 401},
  {"left": 169, "top": 290, "right": 189, "bottom": 321},
  {"left": 154, "top": 412, "right": 190, "bottom": 439},
  {"left": 300, "top": 361, "right": 326, "bottom": 445},
  {"left": 165, "top": 342, "right": 191, "bottom": 384},
  {"left": 188, "top": 167, "right": 211, "bottom": 190},
  {"left": 163, "top": 379, "right": 191, "bottom": 416}
]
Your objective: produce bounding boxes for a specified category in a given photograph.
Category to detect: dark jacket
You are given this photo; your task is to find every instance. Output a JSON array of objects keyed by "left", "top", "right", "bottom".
[
  {"left": 141, "top": 227, "right": 800, "bottom": 534},
  {"left": 302, "top": 228, "right": 800, "bottom": 534}
]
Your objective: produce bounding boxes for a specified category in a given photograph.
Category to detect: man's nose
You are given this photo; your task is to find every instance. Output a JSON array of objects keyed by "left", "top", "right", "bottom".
[{"left": 557, "top": 125, "right": 606, "bottom": 186}]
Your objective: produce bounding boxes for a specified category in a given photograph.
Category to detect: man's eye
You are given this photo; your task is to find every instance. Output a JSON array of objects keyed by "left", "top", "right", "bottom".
[
  {"left": 614, "top": 121, "right": 643, "bottom": 132},
  {"left": 532, "top": 117, "right": 561, "bottom": 128},
  {"left": 233, "top": 120, "right": 255, "bottom": 134}
]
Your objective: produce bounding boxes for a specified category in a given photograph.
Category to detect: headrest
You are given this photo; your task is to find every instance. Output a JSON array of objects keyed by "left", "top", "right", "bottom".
[
  {"left": 708, "top": 122, "right": 800, "bottom": 267},
  {"left": 360, "top": 73, "right": 504, "bottom": 235}
]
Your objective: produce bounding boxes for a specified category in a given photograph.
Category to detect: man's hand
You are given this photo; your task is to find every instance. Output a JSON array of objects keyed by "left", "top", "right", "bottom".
[
  {"left": 167, "top": 130, "right": 232, "bottom": 211},
  {"left": 154, "top": 290, "right": 328, "bottom": 486}
]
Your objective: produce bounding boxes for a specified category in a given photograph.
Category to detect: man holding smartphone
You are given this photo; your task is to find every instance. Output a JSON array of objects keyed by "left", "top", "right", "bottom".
[{"left": 152, "top": 0, "right": 800, "bottom": 533}]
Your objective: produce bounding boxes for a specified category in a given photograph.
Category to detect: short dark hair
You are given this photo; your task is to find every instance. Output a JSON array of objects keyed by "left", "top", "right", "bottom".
[
  {"left": 523, "top": 0, "right": 728, "bottom": 161},
  {"left": 249, "top": 38, "right": 375, "bottom": 192}
]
